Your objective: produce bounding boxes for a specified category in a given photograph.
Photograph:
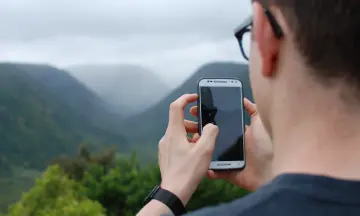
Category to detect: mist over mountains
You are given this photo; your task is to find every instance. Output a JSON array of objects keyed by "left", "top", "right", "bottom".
[{"left": 68, "top": 64, "right": 173, "bottom": 116}]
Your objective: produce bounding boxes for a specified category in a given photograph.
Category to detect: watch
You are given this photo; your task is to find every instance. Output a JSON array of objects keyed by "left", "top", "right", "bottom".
[{"left": 143, "top": 185, "right": 187, "bottom": 216}]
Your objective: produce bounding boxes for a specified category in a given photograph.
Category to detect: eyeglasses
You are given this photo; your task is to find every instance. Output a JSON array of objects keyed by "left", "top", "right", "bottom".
[{"left": 234, "top": 7, "right": 284, "bottom": 61}]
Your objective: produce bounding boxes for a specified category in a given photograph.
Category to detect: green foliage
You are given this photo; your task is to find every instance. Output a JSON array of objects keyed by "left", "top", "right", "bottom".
[
  {"left": 7, "top": 165, "right": 105, "bottom": 216},
  {"left": 81, "top": 155, "right": 247, "bottom": 215},
  {"left": 51, "top": 144, "right": 116, "bottom": 181},
  {"left": 79, "top": 153, "right": 161, "bottom": 216},
  {"left": 57, "top": 147, "right": 248, "bottom": 215},
  {"left": 5, "top": 147, "right": 248, "bottom": 216}
]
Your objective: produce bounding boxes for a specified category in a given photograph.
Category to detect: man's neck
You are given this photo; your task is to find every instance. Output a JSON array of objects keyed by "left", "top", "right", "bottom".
[{"left": 271, "top": 88, "right": 360, "bottom": 181}]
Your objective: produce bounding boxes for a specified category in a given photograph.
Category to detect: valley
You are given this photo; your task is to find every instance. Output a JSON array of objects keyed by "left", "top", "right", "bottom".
[{"left": 68, "top": 64, "right": 173, "bottom": 117}]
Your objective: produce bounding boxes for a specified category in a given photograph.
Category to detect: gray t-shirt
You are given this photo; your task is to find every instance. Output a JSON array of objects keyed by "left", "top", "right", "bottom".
[{"left": 163, "top": 174, "right": 360, "bottom": 216}]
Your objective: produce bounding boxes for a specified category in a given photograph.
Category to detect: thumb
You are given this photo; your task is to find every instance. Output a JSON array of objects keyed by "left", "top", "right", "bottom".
[{"left": 196, "top": 124, "right": 219, "bottom": 152}]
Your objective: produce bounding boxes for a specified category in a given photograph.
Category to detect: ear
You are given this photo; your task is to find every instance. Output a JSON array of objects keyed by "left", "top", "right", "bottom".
[{"left": 252, "top": 2, "right": 281, "bottom": 78}]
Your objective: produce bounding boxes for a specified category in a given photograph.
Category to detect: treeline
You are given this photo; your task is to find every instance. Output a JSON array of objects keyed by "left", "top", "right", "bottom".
[{"left": 3, "top": 146, "right": 249, "bottom": 216}]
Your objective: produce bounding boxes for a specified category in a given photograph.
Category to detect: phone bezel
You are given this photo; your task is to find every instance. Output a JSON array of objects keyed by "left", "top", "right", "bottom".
[{"left": 197, "top": 77, "right": 246, "bottom": 170}]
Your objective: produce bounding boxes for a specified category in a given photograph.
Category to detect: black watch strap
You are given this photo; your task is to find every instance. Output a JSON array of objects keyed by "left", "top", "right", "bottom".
[{"left": 144, "top": 185, "right": 187, "bottom": 216}]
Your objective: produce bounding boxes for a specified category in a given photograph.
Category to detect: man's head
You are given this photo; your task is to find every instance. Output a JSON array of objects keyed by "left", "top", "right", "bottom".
[{"left": 240, "top": 0, "right": 360, "bottom": 136}]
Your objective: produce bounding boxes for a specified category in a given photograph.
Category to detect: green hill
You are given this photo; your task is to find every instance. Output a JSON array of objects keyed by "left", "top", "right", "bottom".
[
  {"left": 0, "top": 63, "right": 128, "bottom": 170},
  {"left": 14, "top": 63, "right": 122, "bottom": 129}
]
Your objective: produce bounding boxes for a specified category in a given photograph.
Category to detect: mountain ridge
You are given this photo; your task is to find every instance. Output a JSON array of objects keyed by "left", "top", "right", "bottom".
[
  {"left": 12, "top": 63, "right": 121, "bottom": 128},
  {"left": 0, "top": 63, "right": 128, "bottom": 169}
]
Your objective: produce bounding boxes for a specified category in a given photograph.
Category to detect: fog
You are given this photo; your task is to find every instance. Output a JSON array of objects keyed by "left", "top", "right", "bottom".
[{"left": 0, "top": 0, "right": 251, "bottom": 85}]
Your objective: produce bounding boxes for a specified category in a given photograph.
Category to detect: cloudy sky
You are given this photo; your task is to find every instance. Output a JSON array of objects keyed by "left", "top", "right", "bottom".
[{"left": 0, "top": 0, "right": 251, "bottom": 85}]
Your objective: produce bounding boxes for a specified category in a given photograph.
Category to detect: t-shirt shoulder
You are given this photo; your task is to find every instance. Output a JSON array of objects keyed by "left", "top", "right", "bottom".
[
  {"left": 162, "top": 174, "right": 360, "bottom": 216},
  {"left": 183, "top": 183, "right": 280, "bottom": 216}
]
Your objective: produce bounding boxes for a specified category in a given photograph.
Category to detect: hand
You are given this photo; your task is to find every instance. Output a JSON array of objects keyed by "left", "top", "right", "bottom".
[
  {"left": 159, "top": 94, "right": 219, "bottom": 205},
  {"left": 189, "top": 98, "right": 273, "bottom": 191}
]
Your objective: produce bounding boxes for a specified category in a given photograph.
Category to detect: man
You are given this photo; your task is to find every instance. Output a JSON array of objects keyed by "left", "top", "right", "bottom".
[{"left": 138, "top": 0, "right": 360, "bottom": 215}]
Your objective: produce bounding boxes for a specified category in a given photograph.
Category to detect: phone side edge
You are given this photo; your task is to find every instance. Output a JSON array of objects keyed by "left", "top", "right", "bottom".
[
  {"left": 196, "top": 78, "right": 203, "bottom": 136},
  {"left": 240, "top": 81, "right": 246, "bottom": 171}
]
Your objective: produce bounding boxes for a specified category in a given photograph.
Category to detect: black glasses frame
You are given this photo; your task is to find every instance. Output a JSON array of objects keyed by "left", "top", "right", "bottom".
[{"left": 234, "top": 7, "right": 284, "bottom": 61}]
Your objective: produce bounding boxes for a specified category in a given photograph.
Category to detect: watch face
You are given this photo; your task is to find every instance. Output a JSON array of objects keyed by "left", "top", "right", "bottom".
[{"left": 143, "top": 185, "right": 160, "bottom": 205}]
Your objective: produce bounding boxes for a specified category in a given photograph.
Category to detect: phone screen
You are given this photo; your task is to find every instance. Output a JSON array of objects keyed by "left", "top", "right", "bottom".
[{"left": 200, "top": 86, "right": 244, "bottom": 162}]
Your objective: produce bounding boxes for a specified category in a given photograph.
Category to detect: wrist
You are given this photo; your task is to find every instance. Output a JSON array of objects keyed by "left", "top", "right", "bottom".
[
  {"left": 252, "top": 168, "right": 273, "bottom": 191},
  {"left": 160, "top": 181, "right": 196, "bottom": 206}
]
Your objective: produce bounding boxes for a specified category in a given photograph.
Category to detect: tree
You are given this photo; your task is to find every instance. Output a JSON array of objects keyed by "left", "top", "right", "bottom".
[
  {"left": 80, "top": 152, "right": 248, "bottom": 215},
  {"left": 6, "top": 165, "right": 105, "bottom": 216},
  {"left": 51, "top": 145, "right": 117, "bottom": 181},
  {"left": 81, "top": 153, "right": 147, "bottom": 216},
  {"left": 48, "top": 147, "right": 249, "bottom": 215}
]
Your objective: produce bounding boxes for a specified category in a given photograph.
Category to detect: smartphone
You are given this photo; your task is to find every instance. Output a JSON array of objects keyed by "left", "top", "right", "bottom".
[{"left": 197, "top": 78, "right": 245, "bottom": 170}]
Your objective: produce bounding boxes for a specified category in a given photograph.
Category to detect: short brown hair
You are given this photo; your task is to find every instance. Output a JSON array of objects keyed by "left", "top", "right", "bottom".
[{"left": 254, "top": 0, "right": 360, "bottom": 88}]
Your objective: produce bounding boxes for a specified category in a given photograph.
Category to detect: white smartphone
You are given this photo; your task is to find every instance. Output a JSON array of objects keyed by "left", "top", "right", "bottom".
[{"left": 197, "top": 78, "right": 246, "bottom": 170}]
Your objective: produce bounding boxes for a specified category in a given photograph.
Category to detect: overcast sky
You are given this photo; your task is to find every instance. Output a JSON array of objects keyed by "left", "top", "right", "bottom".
[{"left": 0, "top": 0, "right": 251, "bottom": 85}]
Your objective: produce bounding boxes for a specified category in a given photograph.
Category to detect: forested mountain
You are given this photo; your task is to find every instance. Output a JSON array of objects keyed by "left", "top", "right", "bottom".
[
  {"left": 68, "top": 64, "right": 172, "bottom": 116},
  {"left": 122, "top": 62, "right": 252, "bottom": 153},
  {"left": 14, "top": 63, "right": 122, "bottom": 128},
  {"left": 0, "top": 63, "right": 128, "bottom": 170}
]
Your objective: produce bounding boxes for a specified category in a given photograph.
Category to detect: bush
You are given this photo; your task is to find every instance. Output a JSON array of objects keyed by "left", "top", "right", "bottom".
[
  {"left": 6, "top": 165, "right": 105, "bottom": 216},
  {"left": 79, "top": 153, "right": 248, "bottom": 215},
  {"left": 6, "top": 147, "right": 249, "bottom": 216}
]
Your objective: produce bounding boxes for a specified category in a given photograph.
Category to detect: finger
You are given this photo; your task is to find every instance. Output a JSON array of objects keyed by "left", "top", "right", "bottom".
[
  {"left": 192, "top": 133, "right": 200, "bottom": 143},
  {"left": 184, "top": 120, "right": 198, "bottom": 133},
  {"left": 190, "top": 106, "right": 198, "bottom": 117},
  {"left": 188, "top": 133, "right": 200, "bottom": 143},
  {"left": 207, "top": 170, "right": 231, "bottom": 180},
  {"left": 168, "top": 94, "right": 198, "bottom": 133},
  {"left": 196, "top": 124, "right": 219, "bottom": 152},
  {"left": 244, "top": 98, "right": 257, "bottom": 117}
]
